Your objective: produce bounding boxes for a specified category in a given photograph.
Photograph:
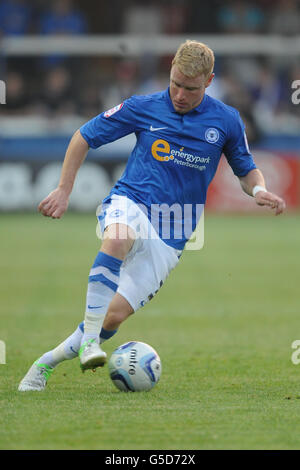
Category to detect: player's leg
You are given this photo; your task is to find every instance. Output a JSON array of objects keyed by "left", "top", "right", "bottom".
[
  {"left": 98, "top": 238, "right": 183, "bottom": 340},
  {"left": 18, "top": 222, "right": 135, "bottom": 390},
  {"left": 78, "top": 223, "right": 135, "bottom": 371},
  {"left": 102, "top": 293, "right": 134, "bottom": 331},
  {"left": 18, "top": 237, "right": 179, "bottom": 391}
]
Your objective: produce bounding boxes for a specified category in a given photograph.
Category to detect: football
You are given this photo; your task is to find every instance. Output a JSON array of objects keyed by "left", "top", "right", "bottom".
[{"left": 108, "top": 341, "right": 162, "bottom": 392}]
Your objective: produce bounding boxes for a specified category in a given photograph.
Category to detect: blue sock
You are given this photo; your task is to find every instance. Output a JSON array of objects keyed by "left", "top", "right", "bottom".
[{"left": 99, "top": 327, "right": 118, "bottom": 344}]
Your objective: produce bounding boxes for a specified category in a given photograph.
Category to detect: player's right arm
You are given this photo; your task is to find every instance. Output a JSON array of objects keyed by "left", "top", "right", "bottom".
[
  {"left": 39, "top": 97, "right": 139, "bottom": 219},
  {"left": 38, "top": 129, "right": 89, "bottom": 218}
]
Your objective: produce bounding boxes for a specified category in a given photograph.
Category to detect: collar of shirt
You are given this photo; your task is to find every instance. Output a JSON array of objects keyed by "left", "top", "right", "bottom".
[{"left": 164, "top": 87, "right": 207, "bottom": 115}]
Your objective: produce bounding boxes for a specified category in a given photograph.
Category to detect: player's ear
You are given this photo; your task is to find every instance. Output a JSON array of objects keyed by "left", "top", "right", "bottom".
[{"left": 205, "top": 73, "right": 214, "bottom": 88}]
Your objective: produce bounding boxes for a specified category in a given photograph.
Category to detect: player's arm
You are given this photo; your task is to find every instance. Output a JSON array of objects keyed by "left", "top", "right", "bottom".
[
  {"left": 224, "top": 111, "right": 286, "bottom": 216},
  {"left": 238, "top": 168, "right": 286, "bottom": 215},
  {"left": 39, "top": 98, "right": 139, "bottom": 219},
  {"left": 38, "top": 129, "right": 89, "bottom": 219}
]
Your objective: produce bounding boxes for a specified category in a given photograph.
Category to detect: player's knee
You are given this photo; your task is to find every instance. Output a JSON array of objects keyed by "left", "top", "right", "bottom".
[{"left": 101, "top": 236, "right": 133, "bottom": 260}]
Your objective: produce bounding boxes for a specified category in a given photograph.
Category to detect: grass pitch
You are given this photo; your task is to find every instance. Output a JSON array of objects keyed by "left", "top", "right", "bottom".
[{"left": 0, "top": 211, "right": 300, "bottom": 450}]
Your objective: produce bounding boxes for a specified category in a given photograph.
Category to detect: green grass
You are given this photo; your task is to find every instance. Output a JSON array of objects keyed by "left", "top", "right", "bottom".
[{"left": 1, "top": 211, "right": 300, "bottom": 449}]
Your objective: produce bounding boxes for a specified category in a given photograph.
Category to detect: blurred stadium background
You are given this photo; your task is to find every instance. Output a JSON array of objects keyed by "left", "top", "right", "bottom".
[
  {"left": 1, "top": 0, "right": 300, "bottom": 451},
  {"left": 0, "top": 0, "right": 299, "bottom": 213}
]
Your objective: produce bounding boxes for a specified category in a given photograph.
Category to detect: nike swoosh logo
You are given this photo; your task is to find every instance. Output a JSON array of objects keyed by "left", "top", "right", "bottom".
[
  {"left": 88, "top": 305, "right": 104, "bottom": 309},
  {"left": 150, "top": 125, "right": 168, "bottom": 132},
  {"left": 70, "top": 346, "right": 78, "bottom": 354}
]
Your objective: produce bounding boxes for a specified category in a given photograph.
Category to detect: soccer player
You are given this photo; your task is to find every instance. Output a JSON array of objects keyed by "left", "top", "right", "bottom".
[{"left": 18, "top": 40, "right": 285, "bottom": 391}]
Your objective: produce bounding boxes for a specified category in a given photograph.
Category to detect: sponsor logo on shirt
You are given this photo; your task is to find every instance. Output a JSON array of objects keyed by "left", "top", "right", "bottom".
[
  {"left": 151, "top": 139, "right": 210, "bottom": 171},
  {"left": 151, "top": 139, "right": 174, "bottom": 162},
  {"left": 104, "top": 102, "right": 124, "bottom": 118}
]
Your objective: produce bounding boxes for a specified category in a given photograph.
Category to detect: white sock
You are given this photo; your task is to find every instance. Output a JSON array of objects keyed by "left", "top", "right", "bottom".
[
  {"left": 81, "top": 251, "right": 122, "bottom": 346},
  {"left": 81, "top": 282, "right": 115, "bottom": 345},
  {"left": 38, "top": 323, "right": 84, "bottom": 368}
]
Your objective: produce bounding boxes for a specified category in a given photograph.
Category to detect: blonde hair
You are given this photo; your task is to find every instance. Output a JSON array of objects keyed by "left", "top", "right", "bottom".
[{"left": 172, "top": 40, "right": 214, "bottom": 80}]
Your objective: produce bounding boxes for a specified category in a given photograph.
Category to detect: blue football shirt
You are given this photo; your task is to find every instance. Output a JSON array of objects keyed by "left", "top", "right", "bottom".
[{"left": 80, "top": 88, "right": 256, "bottom": 249}]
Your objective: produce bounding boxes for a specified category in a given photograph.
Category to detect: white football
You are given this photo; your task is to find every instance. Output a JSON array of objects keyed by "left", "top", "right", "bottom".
[{"left": 108, "top": 341, "right": 162, "bottom": 392}]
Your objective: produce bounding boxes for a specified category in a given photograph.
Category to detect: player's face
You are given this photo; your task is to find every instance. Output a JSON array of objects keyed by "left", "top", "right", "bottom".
[{"left": 169, "top": 65, "right": 214, "bottom": 114}]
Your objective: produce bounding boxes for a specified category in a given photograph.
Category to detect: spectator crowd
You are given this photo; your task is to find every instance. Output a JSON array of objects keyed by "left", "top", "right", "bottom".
[{"left": 0, "top": 0, "right": 299, "bottom": 141}]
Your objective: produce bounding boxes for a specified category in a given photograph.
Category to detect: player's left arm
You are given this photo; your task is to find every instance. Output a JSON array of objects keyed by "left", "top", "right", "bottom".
[
  {"left": 239, "top": 168, "right": 286, "bottom": 215},
  {"left": 224, "top": 110, "right": 286, "bottom": 216}
]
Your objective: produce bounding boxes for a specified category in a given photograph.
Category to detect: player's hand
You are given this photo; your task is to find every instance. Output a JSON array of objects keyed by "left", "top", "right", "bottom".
[
  {"left": 38, "top": 187, "right": 70, "bottom": 219},
  {"left": 254, "top": 190, "right": 286, "bottom": 216}
]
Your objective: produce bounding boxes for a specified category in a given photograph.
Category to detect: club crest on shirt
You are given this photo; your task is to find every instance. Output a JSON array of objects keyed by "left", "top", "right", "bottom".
[
  {"left": 205, "top": 128, "right": 219, "bottom": 144},
  {"left": 104, "top": 103, "right": 124, "bottom": 118}
]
